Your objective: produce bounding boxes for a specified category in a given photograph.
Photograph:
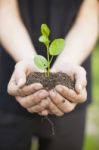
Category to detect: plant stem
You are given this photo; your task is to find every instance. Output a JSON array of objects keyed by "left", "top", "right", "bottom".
[
  {"left": 44, "top": 69, "right": 48, "bottom": 77},
  {"left": 49, "top": 56, "right": 53, "bottom": 64},
  {"left": 47, "top": 46, "right": 50, "bottom": 77}
]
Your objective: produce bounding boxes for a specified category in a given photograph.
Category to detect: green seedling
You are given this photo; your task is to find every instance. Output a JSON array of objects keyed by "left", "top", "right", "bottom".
[{"left": 34, "top": 24, "right": 65, "bottom": 77}]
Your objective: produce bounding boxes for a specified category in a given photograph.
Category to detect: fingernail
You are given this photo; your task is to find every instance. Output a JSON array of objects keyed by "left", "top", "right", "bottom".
[{"left": 56, "top": 86, "right": 63, "bottom": 92}]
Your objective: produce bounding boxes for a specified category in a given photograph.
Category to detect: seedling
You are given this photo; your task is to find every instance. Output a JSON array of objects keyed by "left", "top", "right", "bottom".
[{"left": 34, "top": 24, "right": 65, "bottom": 77}]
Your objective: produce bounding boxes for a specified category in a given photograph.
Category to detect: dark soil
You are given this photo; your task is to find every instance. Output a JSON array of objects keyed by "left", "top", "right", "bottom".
[{"left": 26, "top": 72, "right": 75, "bottom": 90}]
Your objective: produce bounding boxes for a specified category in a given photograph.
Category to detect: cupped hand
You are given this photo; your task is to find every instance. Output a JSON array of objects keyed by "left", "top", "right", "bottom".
[
  {"left": 39, "top": 96, "right": 64, "bottom": 116},
  {"left": 7, "top": 59, "right": 50, "bottom": 113},
  {"left": 7, "top": 61, "right": 87, "bottom": 116},
  {"left": 16, "top": 88, "right": 50, "bottom": 113},
  {"left": 8, "top": 59, "right": 40, "bottom": 91},
  {"left": 39, "top": 84, "right": 87, "bottom": 117},
  {"left": 40, "top": 62, "right": 87, "bottom": 116},
  {"left": 38, "top": 89, "right": 76, "bottom": 117},
  {"left": 51, "top": 62, "right": 87, "bottom": 101},
  {"left": 49, "top": 89, "right": 76, "bottom": 113}
]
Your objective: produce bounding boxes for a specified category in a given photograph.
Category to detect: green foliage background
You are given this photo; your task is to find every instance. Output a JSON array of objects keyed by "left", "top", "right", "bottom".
[{"left": 83, "top": 42, "right": 99, "bottom": 150}]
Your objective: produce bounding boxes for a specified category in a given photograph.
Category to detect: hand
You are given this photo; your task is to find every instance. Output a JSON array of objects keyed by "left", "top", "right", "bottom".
[
  {"left": 8, "top": 59, "right": 40, "bottom": 90},
  {"left": 40, "top": 63, "right": 87, "bottom": 116},
  {"left": 7, "top": 59, "right": 50, "bottom": 113},
  {"left": 40, "top": 84, "right": 87, "bottom": 117},
  {"left": 39, "top": 96, "right": 64, "bottom": 116},
  {"left": 50, "top": 89, "right": 76, "bottom": 114},
  {"left": 52, "top": 62, "right": 87, "bottom": 94},
  {"left": 16, "top": 88, "right": 50, "bottom": 113},
  {"left": 54, "top": 62, "right": 87, "bottom": 104}
]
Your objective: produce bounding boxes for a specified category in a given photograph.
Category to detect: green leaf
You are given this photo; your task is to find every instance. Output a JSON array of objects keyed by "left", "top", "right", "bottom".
[
  {"left": 34, "top": 55, "right": 48, "bottom": 70},
  {"left": 49, "top": 39, "right": 65, "bottom": 56},
  {"left": 41, "top": 24, "right": 50, "bottom": 37},
  {"left": 39, "top": 35, "right": 50, "bottom": 45}
]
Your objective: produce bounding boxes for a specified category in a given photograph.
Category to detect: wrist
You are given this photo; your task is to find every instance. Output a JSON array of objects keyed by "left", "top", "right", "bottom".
[
  {"left": 15, "top": 58, "right": 40, "bottom": 73},
  {"left": 52, "top": 60, "right": 74, "bottom": 72}
]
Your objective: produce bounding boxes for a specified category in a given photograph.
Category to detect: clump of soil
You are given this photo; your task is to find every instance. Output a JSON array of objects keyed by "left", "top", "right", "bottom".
[{"left": 26, "top": 72, "right": 75, "bottom": 90}]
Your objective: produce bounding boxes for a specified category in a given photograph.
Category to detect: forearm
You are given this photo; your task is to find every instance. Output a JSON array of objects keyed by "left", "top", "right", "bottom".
[
  {"left": 0, "top": 0, "right": 36, "bottom": 62},
  {"left": 53, "top": 0, "right": 98, "bottom": 68}
]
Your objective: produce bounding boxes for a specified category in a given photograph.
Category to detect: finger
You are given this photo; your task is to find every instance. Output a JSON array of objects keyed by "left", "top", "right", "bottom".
[
  {"left": 50, "top": 90, "right": 76, "bottom": 113},
  {"left": 7, "top": 71, "right": 19, "bottom": 96},
  {"left": 48, "top": 101, "right": 64, "bottom": 116},
  {"left": 15, "top": 90, "right": 49, "bottom": 108},
  {"left": 8, "top": 70, "right": 43, "bottom": 96},
  {"left": 27, "top": 97, "right": 50, "bottom": 113},
  {"left": 39, "top": 110, "right": 49, "bottom": 116},
  {"left": 55, "top": 85, "right": 87, "bottom": 103},
  {"left": 15, "top": 83, "right": 43, "bottom": 97},
  {"left": 14, "top": 63, "right": 28, "bottom": 88},
  {"left": 75, "top": 67, "right": 87, "bottom": 93},
  {"left": 7, "top": 66, "right": 26, "bottom": 96}
]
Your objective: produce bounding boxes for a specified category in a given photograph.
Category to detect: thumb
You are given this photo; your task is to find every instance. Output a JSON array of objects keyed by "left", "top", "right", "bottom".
[
  {"left": 75, "top": 82, "right": 82, "bottom": 94},
  {"left": 15, "top": 69, "right": 26, "bottom": 88},
  {"left": 75, "top": 68, "right": 87, "bottom": 93},
  {"left": 7, "top": 67, "right": 26, "bottom": 96}
]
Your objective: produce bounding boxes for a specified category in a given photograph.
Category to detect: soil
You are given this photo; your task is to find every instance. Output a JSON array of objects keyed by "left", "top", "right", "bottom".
[{"left": 26, "top": 72, "right": 75, "bottom": 90}]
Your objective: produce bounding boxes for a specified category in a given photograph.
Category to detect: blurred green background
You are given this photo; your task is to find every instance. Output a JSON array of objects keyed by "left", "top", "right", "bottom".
[
  {"left": 83, "top": 41, "right": 99, "bottom": 150},
  {"left": 31, "top": 42, "right": 99, "bottom": 150}
]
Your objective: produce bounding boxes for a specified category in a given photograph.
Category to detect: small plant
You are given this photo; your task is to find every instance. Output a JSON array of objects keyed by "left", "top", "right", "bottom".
[{"left": 34, "top": 24, "right": 65, "bottom": 77}]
